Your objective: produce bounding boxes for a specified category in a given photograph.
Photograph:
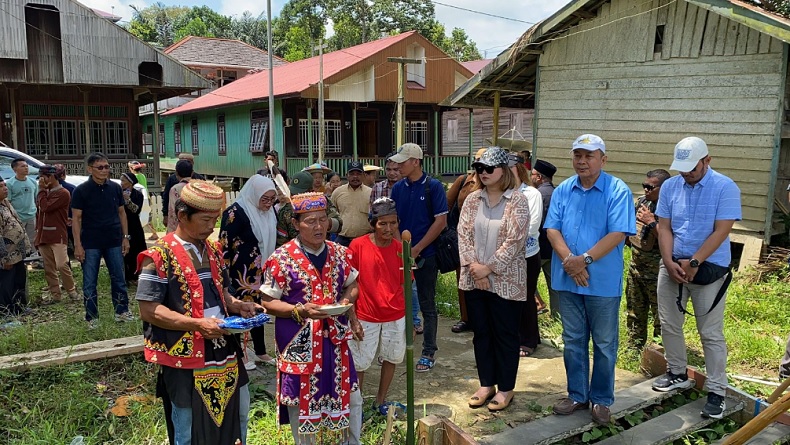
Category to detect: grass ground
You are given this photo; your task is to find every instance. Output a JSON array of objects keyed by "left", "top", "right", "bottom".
[{"left": 1, "top": 248, "right": 788, "bottom": 443}]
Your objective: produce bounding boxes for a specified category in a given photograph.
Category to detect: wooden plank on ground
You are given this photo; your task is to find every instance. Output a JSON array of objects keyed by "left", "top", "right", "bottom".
[
  {"left": 480, "top": 377, "right": 683, "bottom": 445},
  {"left": 0, "top": 336, "right": 142, "bottom": 372},
  {"left": 596, "top": 397, "right": 743, "bottom": 445},
  {"left": 739, "top": 237, "right": 764, "bottom": 270},
  {"left": 417, "top": 415, "right": 444, "bottom": 445}
]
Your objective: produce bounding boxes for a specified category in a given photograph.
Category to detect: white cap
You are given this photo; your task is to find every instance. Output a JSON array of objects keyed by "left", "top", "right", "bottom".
[
  {"left": 572, "top": 134, "right": 606, "bottom": 153},
  {"left": 670, "top": 137, "right": 709, "bottom": 172},
  {"left": 389, "top": 143, "right": 424, "bottom": 163}
]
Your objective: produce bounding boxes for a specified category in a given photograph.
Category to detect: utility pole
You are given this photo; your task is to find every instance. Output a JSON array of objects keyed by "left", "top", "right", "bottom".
[
  {"left": 266, "top": 0, "right": 275, "bottom": 160},
  {"left": 316, "top": 40, "right": 329, "bottom": 163},
  {"left": 387, "top": 57, "right": 422, "bottom": 149}
]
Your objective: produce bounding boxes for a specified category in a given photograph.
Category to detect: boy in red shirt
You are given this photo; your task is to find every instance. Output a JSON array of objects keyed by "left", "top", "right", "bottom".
[{"left": 347, "top": 198, "right": 406, "bottom": 415}]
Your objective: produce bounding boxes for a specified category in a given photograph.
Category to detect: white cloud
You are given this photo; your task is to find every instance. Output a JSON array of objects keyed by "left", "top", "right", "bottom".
[
  {"left": 434, "top": 0, "right": 567, "bottom": 59},
  {"left": 76, "top": 0, "right": 148, "bottom": 22}
]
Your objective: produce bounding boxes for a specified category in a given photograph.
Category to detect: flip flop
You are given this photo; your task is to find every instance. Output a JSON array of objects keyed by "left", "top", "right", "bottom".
[
  {"left": 416, "top": 356, "right": 435, "bottom": 372},
  {"left": 519, "top": 346, "right": 535, "bottom": 358},
  {"left": 373, "top": 401, "right": 407, "bottom": 417},
  {"left": 414, "top": 324, "right": 424, "bottom": 335}
]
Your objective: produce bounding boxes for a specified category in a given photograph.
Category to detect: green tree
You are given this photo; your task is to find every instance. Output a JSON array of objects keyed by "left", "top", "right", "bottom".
[
  {"left": 174, "top": 17, "right": 212, "bottom": 43},
  {"left": 441, "top": 27, "right": 482, "bottom": 62},
  {"left": 228, "top": 11, "right": 271, "bottom": 50},
  {"left": 273, "top": 0, "right": 328, "bottom": 59}
]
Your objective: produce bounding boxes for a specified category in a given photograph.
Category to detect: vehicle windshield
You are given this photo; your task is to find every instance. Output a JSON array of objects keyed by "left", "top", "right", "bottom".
[{"left": 0, "top": 153, "right": 40, "bottom": 180}]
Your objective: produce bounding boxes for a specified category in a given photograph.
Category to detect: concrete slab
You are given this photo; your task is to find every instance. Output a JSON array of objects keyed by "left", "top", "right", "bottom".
[
  {"left": 597, "top": 397, "right": 743, "bottom": 445},
  {"left": 712, "top": 422, "right": 790, "bottom": 445}
]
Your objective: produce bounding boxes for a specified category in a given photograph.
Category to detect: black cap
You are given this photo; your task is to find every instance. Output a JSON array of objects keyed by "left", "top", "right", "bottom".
[
  {"left": 348, "top": 161, "right": 364, "bottom": 173},
  {"left": 534, "top": 159, "right": 557, "bottom": 178},
  {"left": 39, "top": 165, "right": 58, "bottom": 175}
]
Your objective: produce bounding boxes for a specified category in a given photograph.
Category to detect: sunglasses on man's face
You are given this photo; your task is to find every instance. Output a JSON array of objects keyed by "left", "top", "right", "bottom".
[
  {"left": 642, "top": 183, "right": 657, "bottom": 191},
  {"left": 92, "top": 165, "right": 111, "bottom": 171},
  {"left": 474, "top": 165, "right": 496, "bottom": 175}
]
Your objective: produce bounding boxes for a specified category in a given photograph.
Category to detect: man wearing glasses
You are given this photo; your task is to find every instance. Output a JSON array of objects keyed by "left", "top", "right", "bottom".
[
  {"left": 652, "top": 137, "right": 741, "bottom": 420},
  {"left": 71, "top": 152, "right": 136, "bottom": 329},
  {"left": 625, "top": 169, "right": 670, "bottom": 349}
]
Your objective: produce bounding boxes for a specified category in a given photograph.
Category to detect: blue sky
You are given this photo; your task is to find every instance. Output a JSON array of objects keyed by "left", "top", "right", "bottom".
[{"left": 79, "top": 0, "right": 567, "bottom": 59}]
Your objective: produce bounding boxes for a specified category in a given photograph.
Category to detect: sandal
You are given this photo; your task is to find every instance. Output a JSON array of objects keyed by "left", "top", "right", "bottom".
[
  {"left": 373, "top": 401, "right": 407, "bottom": 417},
  {"left": 256, "top": 354, "right": 276, "bottom": 365},
  {"left": 414, "top": 324, "right": 424, "bottom": 335},
  {"left": 416, "top": 356, "right": 435, "bottom": 372},
  {"left": 468, "top": 388, "right": 496, "bottom": 408},
  {"left": 519, "top": 346, "right": 535, "bottom": 358},
  {"left": 487, "top": 392, "right": 515, "bottom": 412},
  {"left": 451, "top": 320, "right": 471, "bottom": 333}
]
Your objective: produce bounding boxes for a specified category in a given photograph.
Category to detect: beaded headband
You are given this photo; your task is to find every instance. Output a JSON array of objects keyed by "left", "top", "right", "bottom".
[{"left": 291, "top": 192, "right": 328, "bottom": 214}]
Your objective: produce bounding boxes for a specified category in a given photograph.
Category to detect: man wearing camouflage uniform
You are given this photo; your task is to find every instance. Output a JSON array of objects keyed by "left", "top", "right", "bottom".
[
  {"left": 276, "top": 170, "right": 343, "bottom": 247},
  {"left": 626, "top": 169, "right": 670, "bottom": 349}
]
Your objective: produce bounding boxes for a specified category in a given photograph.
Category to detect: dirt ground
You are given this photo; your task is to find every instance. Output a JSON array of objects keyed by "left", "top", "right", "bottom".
[{"left": 246, "top": 315, "right": 646, "bottom": 441}]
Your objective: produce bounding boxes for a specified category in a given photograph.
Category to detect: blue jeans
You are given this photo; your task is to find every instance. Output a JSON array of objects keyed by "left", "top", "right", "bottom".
[
  {"left": 413, "top": 256, "right": 438, "bottom": 358},
  {"left": 558, "top": 291, "right": 621, "bottom": 407},
  {"left": 411, "top": 281, "right": 421, "bottom": 326},
  {"left": 171, "top": 384, "right": 250, "bottom": 445},
  {"left": 82, "top": 246, "right": 129, "bottom": 321}
]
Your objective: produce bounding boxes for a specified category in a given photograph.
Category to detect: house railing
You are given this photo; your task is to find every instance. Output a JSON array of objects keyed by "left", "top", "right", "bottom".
[{"left": 285, "top": 155, "right": 474, "bottom": 179}]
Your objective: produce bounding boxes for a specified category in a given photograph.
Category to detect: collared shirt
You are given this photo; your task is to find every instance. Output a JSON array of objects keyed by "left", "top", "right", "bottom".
[
  {"left": 0, "top": 199, "right": 28, "bottom": 266},
  {"left": 544, "top": 171, "right": 636, "bottom": 297},
  {"left": 656, "top": 168, "right": 741, "bottom": 267},
  {"left": 475, "top": 189, "right": 512, "bottom": 264},
  {"left": 6, "top": 176, "right": 38, "bottom": 221},
  {"left": 331, "top": 183, "right": 372, "bottom": 238},
  {"left": 390, "top": 172, "right": 448, "bottom": 258},
  {"left": 369, "top": 180, "right": 393, "bottom": 208},
  {"left": 71, "top": 176, "right": 124, "bottom": 250}
]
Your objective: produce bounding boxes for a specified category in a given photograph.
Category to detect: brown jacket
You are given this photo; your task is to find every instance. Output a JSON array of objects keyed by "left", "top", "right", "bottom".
[{"left": 35, "top": 185, "right": 70, "bottom": 246}]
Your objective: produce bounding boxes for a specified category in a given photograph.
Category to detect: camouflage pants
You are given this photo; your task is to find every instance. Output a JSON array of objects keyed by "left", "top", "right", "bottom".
[{"left": 625, "top": 270, "right": 661, "bottom": 348}]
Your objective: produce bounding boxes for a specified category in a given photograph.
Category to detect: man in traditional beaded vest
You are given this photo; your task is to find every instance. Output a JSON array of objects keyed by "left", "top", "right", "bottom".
[
  {"left": 136, "top": 181, "right": 261, "bottom": 445},
  {"left": 261, "top": 192, "right": 364, "bottom": 445}
]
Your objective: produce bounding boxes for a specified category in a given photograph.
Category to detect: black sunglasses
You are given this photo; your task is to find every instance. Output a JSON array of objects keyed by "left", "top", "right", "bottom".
[
  {"left": 642, "top": 183, "right": 657, "bottom": 191},
  {"left": 474, "top": 165, "right": 496, "bottom": 175},
  {"left": 91, "top": 165, "right": 111, "bottom": 171}
]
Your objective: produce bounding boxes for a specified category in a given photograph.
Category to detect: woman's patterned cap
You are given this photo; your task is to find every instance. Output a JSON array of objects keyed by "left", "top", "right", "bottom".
[
  {"left": 291, "top": 192, "right": 328, "bottom": 214},
  {"left": 472, "top": 146, "right": 509, "bottom": 168},
  {"left": 180, "top": 180, "right": 225, "bottom": 212}
]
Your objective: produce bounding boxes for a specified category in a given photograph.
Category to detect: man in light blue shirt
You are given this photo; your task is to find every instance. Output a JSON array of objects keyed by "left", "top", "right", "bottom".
[
  {"left": 545, "top": 134, "right": 635, "bottom": 425},
  {"left": 652, "top": 137, "right": 741, "bottom": 420},
  {"left": 7, "top": 158, "right": 38, "bottom": 254}
]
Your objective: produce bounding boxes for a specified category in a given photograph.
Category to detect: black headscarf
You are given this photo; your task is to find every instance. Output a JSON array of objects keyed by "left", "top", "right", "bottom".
[{"left": 121, "top": 172, "right": 138, "bottom": 186}]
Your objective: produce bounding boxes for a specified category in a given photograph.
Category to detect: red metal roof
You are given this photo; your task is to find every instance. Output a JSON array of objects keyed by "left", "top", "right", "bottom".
[
  {"left": 165, "top": 31, "right": 417, "bottom": 115},
  {"left": 461, "top": 59, "right": 493, "bottom": 74}
]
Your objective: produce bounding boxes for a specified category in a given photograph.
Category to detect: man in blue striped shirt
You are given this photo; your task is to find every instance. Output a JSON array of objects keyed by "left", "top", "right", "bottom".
[
  {"left": 652, "top": 137, "right": 741, "bottom": 420},
  {"left": 545, "top": 134, "right": 636, "bottom": 425}
]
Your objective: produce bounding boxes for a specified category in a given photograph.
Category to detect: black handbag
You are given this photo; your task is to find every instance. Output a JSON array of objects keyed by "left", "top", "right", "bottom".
[{"left": 424, "top": 181, "right": 461, "bottom": 274}]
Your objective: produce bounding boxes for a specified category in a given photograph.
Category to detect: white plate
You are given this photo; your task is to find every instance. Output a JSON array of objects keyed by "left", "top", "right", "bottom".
[
  {"left": 224, "top": 328, "right": 250, "bottom": 334},
  {"left": 317, "top": 304, "right": 352, "bottom": 316}
]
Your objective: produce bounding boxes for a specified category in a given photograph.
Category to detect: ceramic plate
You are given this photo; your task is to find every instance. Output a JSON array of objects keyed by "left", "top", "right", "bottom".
[{"left": 317, "top": 304, "right": 352, "bottom": 316}]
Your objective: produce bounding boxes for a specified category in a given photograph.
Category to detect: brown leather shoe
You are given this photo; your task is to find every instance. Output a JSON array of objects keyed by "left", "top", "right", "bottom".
[
  {"left": 553, "top": 398, "right": 589, "bottom": 415},
  {"left": 591, "top": 404, "right": 611, "bottom": 425}
]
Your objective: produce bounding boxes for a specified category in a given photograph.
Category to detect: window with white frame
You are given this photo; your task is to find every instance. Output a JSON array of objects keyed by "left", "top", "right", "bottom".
[
  {"left": 406, "top": 44, "right": 426, "bottom": 87},
  {"left": 104, "top": 121, "right": 129, "bottom": 155},
  {"left": 174, "top": 122, "right": 182, "bottom": 153},
  {"left": 24, "top": 120, "right": 50, "bottom": 157},
  {"left": 191, "top": 118, "right": 199, "bottom": 154},
  {"left": 249, "top": 110, "right": 268, "bottom": 153},
  {"left": 217, "top": 115, "right": 226, "bottom": 156},
  {"left": 298, "top": 119, "right": 342, "bottom": 154},
  {"left": 391, "top": 120, "right": 428, "bottom": 150}
]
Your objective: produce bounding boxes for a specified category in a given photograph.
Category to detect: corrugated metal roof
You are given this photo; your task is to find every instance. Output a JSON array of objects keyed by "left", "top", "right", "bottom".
[
  {"left": 461, "top": 59, "right": 493, "bottom": 74},
  {"left": 164, "top": 31, "right": 417, "bottom": 115},
  {"left": 164, "top": 36, "right": 288, "bottom": 70}
]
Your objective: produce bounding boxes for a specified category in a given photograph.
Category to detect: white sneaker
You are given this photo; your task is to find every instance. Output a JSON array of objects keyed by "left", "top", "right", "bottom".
[
  {"left": 114, "top": 312, "right": 137, "bottom": 322},
  {"left": 87, "top": 319, "right": 99, "bottom": 330},
  {"left": 244, "top": 361, "right": 257, "bottom": 371}
]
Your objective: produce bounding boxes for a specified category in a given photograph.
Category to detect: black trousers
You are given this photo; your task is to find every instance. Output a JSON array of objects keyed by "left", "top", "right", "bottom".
[
  {"left": 0, "top": 261, "right": 27, "bottom": 316},
  {"left": 519, "top": 253, "right": 542, "bottom": 349},
  {"left": 466, "top": 289, "right": 522, "bottom": 392},
  {"left": 249, "top": 325, "right": 268, "bottom": 356}
]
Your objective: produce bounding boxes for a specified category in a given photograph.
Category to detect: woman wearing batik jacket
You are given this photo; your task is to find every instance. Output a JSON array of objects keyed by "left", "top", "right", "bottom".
[{"left": 458, "top": 146, "right": 530, "bottom": 413}]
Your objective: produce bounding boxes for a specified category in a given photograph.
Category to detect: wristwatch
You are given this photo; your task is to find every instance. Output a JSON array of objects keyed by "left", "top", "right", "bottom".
[
  {"left": 689, "top": 258, "right": 700, "bottom": 268},
  {"left": 582, "top": 252, "right": 594, "bottom": 265},
  {"left": 123, "top": 234, "right": 131, "bottom": 240}
]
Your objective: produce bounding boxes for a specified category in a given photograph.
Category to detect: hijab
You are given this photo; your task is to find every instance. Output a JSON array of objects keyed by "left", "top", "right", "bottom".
[
  {"left": 235, "top": 175, "right": 277, "bottom": 258},
  {"left": 121, "top": 172, "right": 138, "bottom": 187}
]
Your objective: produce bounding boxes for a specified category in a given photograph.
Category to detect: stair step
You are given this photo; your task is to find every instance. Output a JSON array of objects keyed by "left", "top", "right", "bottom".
[
  {"left": 479, "top": 377, "right": 693, "bottom": 445},
  {"left": 711, "top": 422, "right": 790, "bottom": 445},
  {"left": 596, "top": 397, "right": 743, "bottom": 445}
]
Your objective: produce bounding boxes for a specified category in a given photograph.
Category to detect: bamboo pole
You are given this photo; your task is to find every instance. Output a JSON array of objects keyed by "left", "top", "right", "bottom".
[
  {"left": 401, "top": 230, "right": 415, "bottom": 445},
  {"left": 722, "top": 377, "right": 790, "bottom": 445}
]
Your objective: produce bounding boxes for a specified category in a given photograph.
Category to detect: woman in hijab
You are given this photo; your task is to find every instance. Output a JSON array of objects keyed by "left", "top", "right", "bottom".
[
  {"left": 220, "top": 174, "right": 278, "bottom": 370},
  {"left": 120, "top": 172, "right": 147, "bottom": 284}
]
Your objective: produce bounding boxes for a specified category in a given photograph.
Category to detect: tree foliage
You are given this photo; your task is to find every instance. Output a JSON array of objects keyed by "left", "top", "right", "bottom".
[{"left": 125, "top": 0, "right": 481, "bottom": 62}]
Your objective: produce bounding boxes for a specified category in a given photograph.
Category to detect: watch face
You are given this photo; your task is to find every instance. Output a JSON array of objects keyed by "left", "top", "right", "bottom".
[
  {"left": 690, "top": 259, "right": 699, "bottom": 267},
  {"left": 584, "top": 255, "right": 593, "bottom": 264}
]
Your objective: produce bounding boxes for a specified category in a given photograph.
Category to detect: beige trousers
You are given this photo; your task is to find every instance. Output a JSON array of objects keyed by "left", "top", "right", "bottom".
[{"left": 39, "top": 243, "right": 76, "bottom": 300}]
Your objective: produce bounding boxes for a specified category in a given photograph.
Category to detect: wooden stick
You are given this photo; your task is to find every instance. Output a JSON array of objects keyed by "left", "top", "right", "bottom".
[
  {"left": 382, "top": 406, "right": 395, "bottom": 445},
  {"left": 722, "top": 390, "right": 790, "bottom": 445},
  {"left": 767, "top": 376, "right": 790, "bottom": 404}
]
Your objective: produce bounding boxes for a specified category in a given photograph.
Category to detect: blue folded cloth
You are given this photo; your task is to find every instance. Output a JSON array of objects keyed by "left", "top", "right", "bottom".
[{"left": 219, "top": 313, "right": 271, "bottom": 331}]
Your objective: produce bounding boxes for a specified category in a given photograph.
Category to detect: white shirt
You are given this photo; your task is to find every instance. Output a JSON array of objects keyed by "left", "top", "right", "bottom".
[{"left": 519, "top": 183, "right": 543, "bottom": 258}]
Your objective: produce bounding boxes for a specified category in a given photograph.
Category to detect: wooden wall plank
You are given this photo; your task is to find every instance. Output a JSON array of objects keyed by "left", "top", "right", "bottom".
[
  {"left": 700, "top": 12, "right": 719, "bottom": 56},
  {"left": 759, "top": 33, "right": 772, "bottom": 54},
  {"left": 770, "top": 37, "right": 785, "bottom": 53},
  {"left": 662, "top": 0, "right": 678, "bottom": 59},
  {"left": 689, "top": 8, "right": 708, "bottom": 58},
  {"left": 670, "top": 0, "right": 688, "bottom": 58},
  {"left": 647, "top": 0, "right": 660, "bottom": 61},
  {"left": 679, "top": 4, "right": 700, "bottom": 58},
  {"left": 723, "top": 19, "right": 739, "bottom": 56},
  {"left": 735, "top": 23, "right": 749, "bottom": 55},
  {"left": 714, "top": 16, "right": 729, "bottom": 56},
  {"left": 746, "top": 27, "right": 761, "bottom": 55}
]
